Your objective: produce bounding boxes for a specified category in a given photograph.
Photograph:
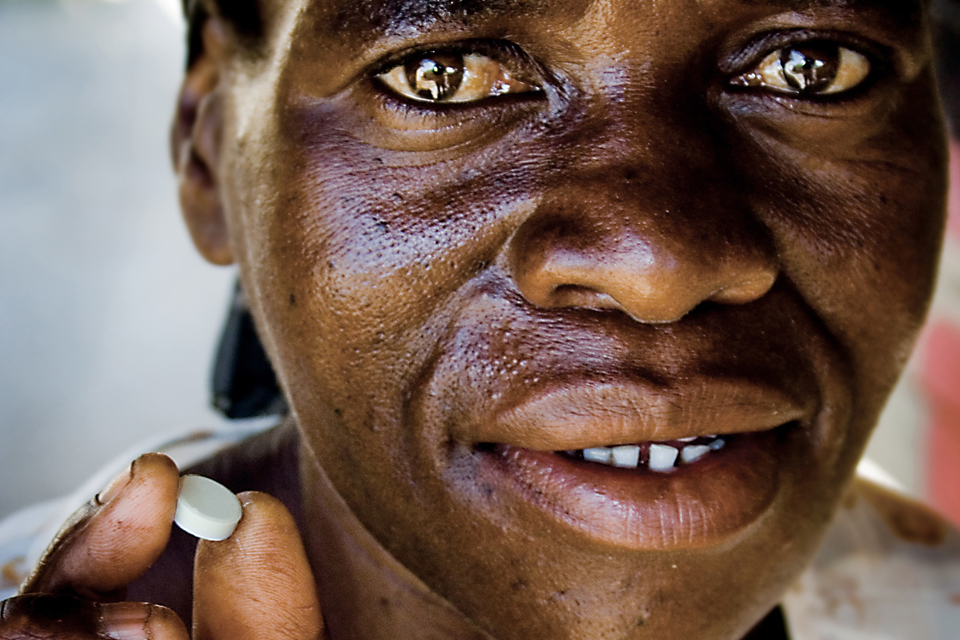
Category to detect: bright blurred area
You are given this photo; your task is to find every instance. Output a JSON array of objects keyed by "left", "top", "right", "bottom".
[
  {"left": 0, "top": 0, "right": 233, "bottom": 519},
  {"left": 0, "top": 0, "right": 956, "bottom": 523}
]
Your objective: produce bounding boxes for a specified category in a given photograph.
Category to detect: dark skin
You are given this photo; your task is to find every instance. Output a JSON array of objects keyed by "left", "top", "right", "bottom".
[{"left": 0, "top": 0, "right": 948, "bottom": 638}]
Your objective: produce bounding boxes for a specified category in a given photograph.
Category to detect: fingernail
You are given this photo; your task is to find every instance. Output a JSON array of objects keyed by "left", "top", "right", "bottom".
[
  {"left": 99, "top": 602, "right": 149, "bottom": 640},
  {"left": 96, "top": 461, "right": 134, "bottom": 506}
]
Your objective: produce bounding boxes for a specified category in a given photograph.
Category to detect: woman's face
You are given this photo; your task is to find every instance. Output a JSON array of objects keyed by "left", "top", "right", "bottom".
[{"left": 211, "top": 0, "right": 946, "bottom": 636}]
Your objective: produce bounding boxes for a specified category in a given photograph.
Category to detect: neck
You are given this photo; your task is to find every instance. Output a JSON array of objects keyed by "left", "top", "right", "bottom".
[{"left": 298, "top": 440, "right": 495, "bottom": 640}]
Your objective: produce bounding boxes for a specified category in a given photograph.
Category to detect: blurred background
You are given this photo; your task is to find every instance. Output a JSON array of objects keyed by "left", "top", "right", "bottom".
[
  {"left": 0, "top": 0, "right": 955, "bottom": 521},
  {"left": 0, "top": 0, "right": 234, "bottom": 519}
]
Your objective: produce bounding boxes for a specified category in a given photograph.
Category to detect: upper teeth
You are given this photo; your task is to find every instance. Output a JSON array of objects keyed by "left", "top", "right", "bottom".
[
  {"left": 577, "top": 436, "right": 725, "bottom": 473},
  {"left": 680, "top": 444, "right": 710, "bottom": 464},
  {"left": 648, "top": 443, "right": 679, "bottom": 472},
  {"left": 611, "top": 445, "right": 640, "bottom": 468}
]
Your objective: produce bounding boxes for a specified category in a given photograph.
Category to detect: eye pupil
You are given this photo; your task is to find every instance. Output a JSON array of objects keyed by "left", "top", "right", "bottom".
[
  {"left": 405, "top": 53, "right": 464, "bottom": 102},
  {"left": 780, "top": 43, "right": 840, "bottom": 93}
]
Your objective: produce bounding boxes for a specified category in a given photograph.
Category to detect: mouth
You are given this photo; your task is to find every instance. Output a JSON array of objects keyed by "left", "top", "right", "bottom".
[{"left": 459, "top": 378, "right": 809, "bottom": 551}]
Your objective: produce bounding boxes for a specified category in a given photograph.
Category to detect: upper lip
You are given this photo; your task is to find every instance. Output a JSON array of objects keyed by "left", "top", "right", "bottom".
[{"left": 465, "top": 379, "right": 811, "bottom": 450}]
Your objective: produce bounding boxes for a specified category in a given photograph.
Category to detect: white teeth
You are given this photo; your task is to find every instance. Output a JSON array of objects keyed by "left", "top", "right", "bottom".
[
  {"left": 680, "top": 444, "right": 710, "bottom": 464},
  {"left": 611, "top": 445, "right": 641, "bottom": 468},
  {"left": 577, "top": 436, "right": 727, "bottom": 470},
  {"left": 648, "top": 444, "right": 679, "bottom": 472},
  {"left": 583, "top": 447, "right": 613, "bottom": 464}
]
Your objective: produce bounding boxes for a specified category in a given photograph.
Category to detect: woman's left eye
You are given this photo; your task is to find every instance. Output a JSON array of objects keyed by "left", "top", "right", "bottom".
[
  {"left": 377, "top": 51, "right": 539, "bottom": 104},
  {"left": 730, "top": 42, "right": 871, "bottom": 96}
]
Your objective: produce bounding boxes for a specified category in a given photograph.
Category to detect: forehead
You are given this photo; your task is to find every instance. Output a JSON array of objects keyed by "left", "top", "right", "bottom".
[
  {"left": 260, "top": 0, "right": 928, "bottom": 101},
  {"left": 285, "top": 0, "right": 925, "bottom": 35}
]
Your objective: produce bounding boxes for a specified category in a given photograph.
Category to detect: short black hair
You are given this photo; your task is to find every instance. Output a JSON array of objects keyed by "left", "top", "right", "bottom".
[
  {"left": 182, "top": 0, "right": 263, "bottom": 68},
  {"left": 934, "top": 0, "right": 960, "bottom": 136}
]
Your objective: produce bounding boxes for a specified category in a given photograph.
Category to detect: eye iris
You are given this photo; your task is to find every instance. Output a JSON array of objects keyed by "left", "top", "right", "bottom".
[
  {"left": 405, "top": 53, "right": 464, "bottom": 101},
  {"left": 779, "top": 43, "right": 840, "bottom": 93}
]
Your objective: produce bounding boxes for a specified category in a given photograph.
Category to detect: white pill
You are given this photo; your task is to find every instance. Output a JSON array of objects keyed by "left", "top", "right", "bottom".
[{"left": 174, "top": 475, "right": 242, "bottom": 541}]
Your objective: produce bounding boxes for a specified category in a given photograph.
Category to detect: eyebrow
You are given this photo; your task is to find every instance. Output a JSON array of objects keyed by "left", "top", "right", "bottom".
[
  {"left": 725, "top": 0, "right": 923, "bottom": 25},
  {"left": 326, "top": 0, "right": 924, "bottom": 44},
  {"left": 329, "top": 0, "right": 551, "bottom": 36}
]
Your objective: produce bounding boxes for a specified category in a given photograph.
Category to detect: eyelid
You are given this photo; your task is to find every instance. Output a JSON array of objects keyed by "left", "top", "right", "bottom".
[
  {"left": 723, "top": 29, "right": 887, "bottom": 77},
  {"left": 372, "top": 39, "right": 536, "bottom": 76}
]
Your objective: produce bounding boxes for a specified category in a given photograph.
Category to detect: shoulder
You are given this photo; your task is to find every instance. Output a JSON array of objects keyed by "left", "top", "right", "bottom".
[{"left": 782, "top": 470, "right": 960, "bottom": 640}]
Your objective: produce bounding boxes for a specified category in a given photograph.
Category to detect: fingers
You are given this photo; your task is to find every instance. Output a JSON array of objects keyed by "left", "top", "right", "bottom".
[
  {"left": 0, "top": 594, "right": 188, "bottom": 640},
  {"left": 22, "top": 453, "right": 181, "bottom": 601},
  {"left": 193, "top": 492, "right": 323, "bottom": 640}
]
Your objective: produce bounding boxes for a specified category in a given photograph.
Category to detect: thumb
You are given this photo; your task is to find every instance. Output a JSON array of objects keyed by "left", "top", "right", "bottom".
[
  {"left": 22, "top": 453, "right": 180, "bottom": 600},
  {"left": 192, "top": 491, "right": 323, "bottom": 640}
]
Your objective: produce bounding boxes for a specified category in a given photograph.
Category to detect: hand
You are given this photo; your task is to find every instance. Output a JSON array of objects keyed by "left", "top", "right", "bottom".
[{"left": 0, "top": 453, "right": 323, "bottom": 640}]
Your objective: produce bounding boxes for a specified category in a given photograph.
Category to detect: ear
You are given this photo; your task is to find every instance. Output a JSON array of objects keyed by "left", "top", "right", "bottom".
[{"left": 172, "top": 17, "right": 233, "bottom": 266}]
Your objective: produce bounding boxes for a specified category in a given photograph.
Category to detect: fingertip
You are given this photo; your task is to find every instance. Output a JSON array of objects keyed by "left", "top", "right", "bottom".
[
  {"left": 92, "top": 453, "right": 180, "bottom": 541},
  {"left": 147, "top": 604, "right": 191, "bottom": 640},
  {"left": 133, "top": 452, "right": 180, "bottom": 478},
  {"left": 235, "top": 491, "right": 299, "bottom": 532},
  {"left": 194, "top": 491, "right": 300, "bottom": 565},
  {"left": 100, "top": 602, "right": 189, "bottom": 640}
]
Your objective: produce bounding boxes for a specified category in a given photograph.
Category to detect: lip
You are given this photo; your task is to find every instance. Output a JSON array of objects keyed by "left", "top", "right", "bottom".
[
  {"left": 476, "top": 426, "right": 791, "bottom": 550},
  {"left": 463, "top": 379, "right": 810, "bottom": 450},
  {"left": 454, "top": 379, "right": 811, "bottom": 551}
]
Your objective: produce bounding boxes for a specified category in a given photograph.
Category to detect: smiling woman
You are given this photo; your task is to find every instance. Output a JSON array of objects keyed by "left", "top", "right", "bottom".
[{"left": 1, "top": 0, "right": 958, "bottom": 639}]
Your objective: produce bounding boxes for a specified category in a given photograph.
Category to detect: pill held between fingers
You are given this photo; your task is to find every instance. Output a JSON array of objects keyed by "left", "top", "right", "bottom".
[{"left": 174, "top": 475, "right": 243, "bottom": 541}]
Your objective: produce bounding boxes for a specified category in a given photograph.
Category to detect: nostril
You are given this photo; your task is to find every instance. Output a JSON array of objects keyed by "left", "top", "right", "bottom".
[
  {"left": 548, "top": 284, "right": 621, "bottom": 310},
  {"left": 707, "top": 272, "right": 777, "bottom": 306}
]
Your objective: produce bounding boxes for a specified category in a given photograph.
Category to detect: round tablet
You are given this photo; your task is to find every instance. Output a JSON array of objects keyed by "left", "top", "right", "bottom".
[{"left": 174, "top": 475, "right": 243, "bottom": 541}]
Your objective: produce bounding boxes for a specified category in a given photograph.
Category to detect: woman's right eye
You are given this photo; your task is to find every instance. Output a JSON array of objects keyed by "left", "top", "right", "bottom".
[
  {"left": 377, "top": 50, "right": 539, "bottom": 104},
  {"left": 730, "top": 41, "right": 871, "bottom": 97}
]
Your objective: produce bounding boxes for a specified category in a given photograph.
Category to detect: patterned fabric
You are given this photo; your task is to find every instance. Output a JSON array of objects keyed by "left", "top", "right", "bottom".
[{"left": 2, "top": 425, "right": 959, "bottom": 639}]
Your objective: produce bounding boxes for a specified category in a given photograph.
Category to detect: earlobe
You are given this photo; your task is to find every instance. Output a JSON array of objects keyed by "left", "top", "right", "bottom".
[{"left": 172, "top": 18, "right": 234, "bottom": 266}]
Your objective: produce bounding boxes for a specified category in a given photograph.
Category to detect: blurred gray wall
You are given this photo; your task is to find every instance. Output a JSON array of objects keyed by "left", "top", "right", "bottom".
[{"left": 0, "top": 0, "right": 233, "bottom": 519}]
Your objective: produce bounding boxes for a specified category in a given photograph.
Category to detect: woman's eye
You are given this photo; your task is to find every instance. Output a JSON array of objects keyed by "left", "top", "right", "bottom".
[
  {"left": 731, "top": 42, "right": 871, "bottom": 96},
  {"left": 377, "top": 51, "right": 538, "bottom": 104}
]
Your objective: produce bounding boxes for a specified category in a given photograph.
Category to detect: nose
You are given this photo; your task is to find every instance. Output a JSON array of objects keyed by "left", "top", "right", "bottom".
[{"left": 507, "top": 182, "right": 778, "bottom": 324}]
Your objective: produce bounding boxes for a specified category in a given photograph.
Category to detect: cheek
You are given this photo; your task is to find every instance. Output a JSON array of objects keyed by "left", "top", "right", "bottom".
[
  {"left": 734, "top": 120, "right": 945, "bottom": 420},
  {"left": 240, "top": 125, "right": 541, "bottom": 463}
]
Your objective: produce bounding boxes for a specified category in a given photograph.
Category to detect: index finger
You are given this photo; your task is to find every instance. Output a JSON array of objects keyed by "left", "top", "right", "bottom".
[{"left": 192, "top": 492, "right": 323, "bottom": 640}]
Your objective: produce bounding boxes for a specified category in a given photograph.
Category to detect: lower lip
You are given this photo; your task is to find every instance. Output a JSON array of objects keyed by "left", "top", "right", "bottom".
[{"left": 479, "top": 430, "right": 785, "bottom": 551}]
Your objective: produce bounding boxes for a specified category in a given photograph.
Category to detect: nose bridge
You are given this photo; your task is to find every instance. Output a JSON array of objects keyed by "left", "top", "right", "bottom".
[{"left": 506, "top": 165, "right": 779, "bottom": 324}]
